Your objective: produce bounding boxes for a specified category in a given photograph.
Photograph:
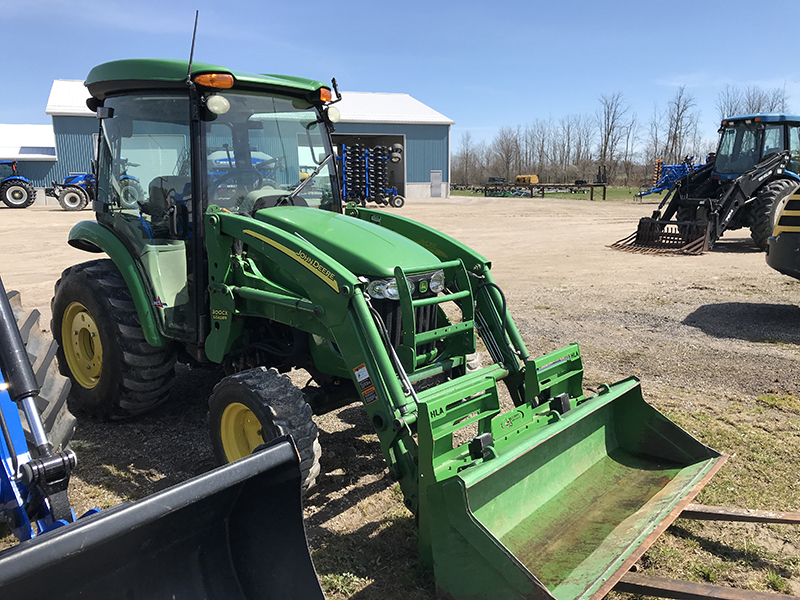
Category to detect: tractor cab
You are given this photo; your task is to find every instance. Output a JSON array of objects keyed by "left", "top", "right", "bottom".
[
  {"left": 713, "top": 114, "right": 800, "bottom": 179},
  {"left": 0, "top": 160, "right": 19, "bottom": 179},
  {"left": 83, "top": 60, "right": 340, "bottom": 345}
]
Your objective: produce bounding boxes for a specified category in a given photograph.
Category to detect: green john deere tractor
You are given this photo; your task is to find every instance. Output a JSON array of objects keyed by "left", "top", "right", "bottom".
[{"left": 52, "top": 58, "right": 724, "bottom": 599}]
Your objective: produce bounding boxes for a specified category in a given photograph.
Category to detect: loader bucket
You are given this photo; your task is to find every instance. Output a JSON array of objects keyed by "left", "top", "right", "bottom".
[
  {"left": 609, "top": 217, "right": 711, "bottom": 254},
  {"left": 0, "top": 436, "right": 325, "bottom": 600},
  {"left": 417, "top": 370, "right": 724, "bottom": 600}
]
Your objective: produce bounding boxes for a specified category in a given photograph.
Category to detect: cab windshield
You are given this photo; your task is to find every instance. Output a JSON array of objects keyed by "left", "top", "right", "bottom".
[
  {"left": 715, "top": 122, "right": 761, "bottom": 174},
  {"left": 715, "top": 122, "right": 787, "bottom": 175},
  {"left": 202, "top": 91, "right": 339, "bottom": 213}
]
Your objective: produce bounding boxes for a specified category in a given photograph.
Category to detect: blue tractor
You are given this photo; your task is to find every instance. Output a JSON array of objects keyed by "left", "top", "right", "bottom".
[
  {"left": 46, "top": 159, "right": 143, "bottom": 211},
  {"left": 613, "top": 114, "right": 800, "bottom": 254},
  {"left": 0, "top": 160, "right": 36, "bottom": 209},
  {"left": 46, "top": 173, "right": 95, "bottom": 211}
]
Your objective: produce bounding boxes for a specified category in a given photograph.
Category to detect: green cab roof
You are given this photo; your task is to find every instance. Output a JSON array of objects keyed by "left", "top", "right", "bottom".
[{"left": 85, "top": 58, "right": 329, "bottom": 101}]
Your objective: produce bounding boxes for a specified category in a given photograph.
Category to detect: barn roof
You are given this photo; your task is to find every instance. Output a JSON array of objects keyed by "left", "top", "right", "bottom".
[
  {"left": 0, "top": 124, "right": 56, "bottom": 161},
  {"left": 335, "top": 91, "right": 453, "bottom": 126},
  {"left": 45, "top": 80, "right": 95, "bottom": 117}
]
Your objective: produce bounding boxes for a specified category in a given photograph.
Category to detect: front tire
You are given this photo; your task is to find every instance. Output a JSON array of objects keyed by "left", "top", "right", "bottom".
[
  {"left": 51, "top": 259, "right": 176, "bottom": 419},
  {"left": 390, "top": 195, "right": 405, "bottom": 208},
  {"left": 208, "top": 367, "right": 321, "bottom": 492},
  {"left": 57, "top": 186, "right": 89, "bottom": 211},
  {"left": 750, "top": 179, "right": 799, "bottom": 250},
  {"left": 1, "top": 180, "right": 36, "bottom": 208}
]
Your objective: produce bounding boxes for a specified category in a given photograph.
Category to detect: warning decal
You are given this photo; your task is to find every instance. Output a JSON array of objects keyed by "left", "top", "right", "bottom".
[{"left": 353, "top": 363, "right": 378, "bottom": 404}]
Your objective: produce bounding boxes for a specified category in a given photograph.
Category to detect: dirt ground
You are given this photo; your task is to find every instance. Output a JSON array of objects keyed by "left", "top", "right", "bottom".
[{"left": 1, "top": 195, "right": 799, "bottom": 597}]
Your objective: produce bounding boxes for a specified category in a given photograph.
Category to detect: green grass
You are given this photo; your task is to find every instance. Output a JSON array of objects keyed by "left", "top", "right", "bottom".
[
  {"left": 757, "top": 393, "right": 800, "bottom": 414},
  {"left": 622, "top": 398, "right": 800, "bottom": 596},
  {"left": 767, "top": 570, "right": 791, "bottom": 593},
  {"left": 319, "top": 572, "right": 366, "bottom": 596}
]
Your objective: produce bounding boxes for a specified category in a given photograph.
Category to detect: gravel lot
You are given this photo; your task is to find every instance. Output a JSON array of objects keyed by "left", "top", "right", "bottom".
[{"left": 1, "top": 196, "right": 798, "bottom": 596}]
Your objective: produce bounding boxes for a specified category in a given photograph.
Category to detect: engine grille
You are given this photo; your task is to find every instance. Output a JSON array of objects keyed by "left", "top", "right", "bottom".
[{"left": 374, "top": 300, "right": 437, "bottom": 355}]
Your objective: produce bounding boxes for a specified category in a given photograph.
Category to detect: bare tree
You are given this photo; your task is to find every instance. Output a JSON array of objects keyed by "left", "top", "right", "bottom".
[
  {"left": 745, "top": 86, "right": 770, "bottom": 113},
  {"left": 763, "top": 85, "right": 789, "bottom": 112},
  {"left": 572, "top": 114, "right": 595, "bottom": 170},
  {"left": 491, "top": 127, "right": 520, "bottom": 181},
  {"left": 645, "top": 102, "right": 664, "bottom": 166},
  {"left": 597, "top": 92, "right": 630, "bottom": 176},
  {"left": 663, "top": 86, "right": 699, "bottom": 164},
  {"left": 456, "top": 131, "right": 477, "bottom": 185},
  {"left": 716, "top": 84, "right": 789, "bottom": 120},
  {"left": 620, "top": 113, "right": 640, "bottom": 186},
  {"left": 716, "top": 84, "right": 743, "bottom": 121},
  {"left": 524, "top": 120, "right": 551, "bottom": 179}
]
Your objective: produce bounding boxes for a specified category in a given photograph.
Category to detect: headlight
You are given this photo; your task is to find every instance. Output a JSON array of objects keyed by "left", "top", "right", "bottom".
[
  {"left": 384, "top": 279, "right": 400, "bottom": 300},
  {"left": 367, "top": 279, "right": 389, "bottom": 299},
  {"left": 366, "top": 277, "right": 414, "bottom": 300},
  {"left": 429, "top": 270, "right": 446, "bottom": 293}
]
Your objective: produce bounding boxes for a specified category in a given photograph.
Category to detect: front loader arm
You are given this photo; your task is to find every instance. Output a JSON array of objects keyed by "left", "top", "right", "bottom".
[
  {"left": 658, "top": 162, "right": 714, "bottom": 221},
  {"left": 204, "top": 208, "right": 422, "bottom": 505},
  {"left": 343, "top": 205, "right": 530, "bottom": 401},
  {"left": 716, "top": 151, "right": 795, "bottom": 232},
  {"left": 204, "top": 208, "right": 358, "bottom": 360}
]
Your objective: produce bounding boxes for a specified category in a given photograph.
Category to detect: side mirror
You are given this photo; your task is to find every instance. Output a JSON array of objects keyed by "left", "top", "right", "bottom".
[{"left": 96, "top": 106, "right": 114, "bottom": 120}]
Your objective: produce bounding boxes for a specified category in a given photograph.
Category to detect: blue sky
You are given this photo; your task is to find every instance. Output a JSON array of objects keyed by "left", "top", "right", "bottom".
[{"left": 6, "top": 0, "right": 800, "bottom": 150}]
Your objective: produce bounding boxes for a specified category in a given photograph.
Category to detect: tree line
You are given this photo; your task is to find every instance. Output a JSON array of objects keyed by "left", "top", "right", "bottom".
[{"left": 452, "top": 84, "right": 790, "bottom": 188}]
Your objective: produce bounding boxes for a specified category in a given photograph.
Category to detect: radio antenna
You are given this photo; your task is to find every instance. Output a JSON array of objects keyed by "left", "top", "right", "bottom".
[{"left": 186, "top": 10, "right": 199, "bottom": 83}]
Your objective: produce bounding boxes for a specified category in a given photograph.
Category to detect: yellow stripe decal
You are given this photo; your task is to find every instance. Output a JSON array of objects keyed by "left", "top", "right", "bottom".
[{"left": 243, "top": 229, "right": 339, "bottom": 292}]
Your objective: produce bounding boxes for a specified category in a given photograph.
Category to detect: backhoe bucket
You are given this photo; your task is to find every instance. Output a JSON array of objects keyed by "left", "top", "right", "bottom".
[
  {"left": 609, "top": 217, "right": 711, "bottom": 254},
  {"left": 0, "top": 436, "right": 325, "bottom": 600},
  {"left": 417, "top": 364, "right": 723, "bottom": 600}
]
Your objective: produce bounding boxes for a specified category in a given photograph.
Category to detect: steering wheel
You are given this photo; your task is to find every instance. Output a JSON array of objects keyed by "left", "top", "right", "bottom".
[{"left": 210, "top": 168, "right": 264, "bottom": 203}]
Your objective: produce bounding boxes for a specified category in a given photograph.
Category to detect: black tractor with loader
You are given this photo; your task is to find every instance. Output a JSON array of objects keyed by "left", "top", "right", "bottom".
[{"left": 613, "top": 114, "right": 800, "bottom": 254}]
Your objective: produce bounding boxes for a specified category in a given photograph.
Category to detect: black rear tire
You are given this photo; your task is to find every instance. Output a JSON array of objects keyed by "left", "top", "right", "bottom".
[
  {"left": 208, "top": 367, "right": 321, "bottom": 492},
  {"left": 1, "top": 180, "right": 36, "bottom": 208},
  {"left": 51, "top": 259, "right": 176, "bottom": 419},
  {"left": 750, "top": 179, "right": 799, "bottom": 250},
  {"left": 57, "top": 186, "right": 89, "bottom": 211},
  {"left": 6, "top": 289, "right": 76, "bottom": 454}
]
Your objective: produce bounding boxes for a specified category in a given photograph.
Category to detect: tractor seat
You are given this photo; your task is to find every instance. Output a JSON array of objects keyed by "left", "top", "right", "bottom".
[{"left": 149, "top": 176, "right": 192, "bottom": 206}]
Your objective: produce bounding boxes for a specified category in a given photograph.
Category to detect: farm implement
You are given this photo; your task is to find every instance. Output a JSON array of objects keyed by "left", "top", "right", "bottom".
[
  {"left": 637, "top": 156, "right": 704, "bottom": 198},
  {"left": 612, "top": 114, "right": 800, "bottom": 254},
  {"left": 0, "top": 275, "right": 324, "bottom": 598},
  {"left": 340, "top": 142, "right": 405, "bottom": 207}
]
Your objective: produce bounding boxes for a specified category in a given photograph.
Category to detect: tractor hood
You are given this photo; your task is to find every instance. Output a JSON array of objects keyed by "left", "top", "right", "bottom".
[{"left": 254, "top": 207, "right": 440, "bottom": 277}]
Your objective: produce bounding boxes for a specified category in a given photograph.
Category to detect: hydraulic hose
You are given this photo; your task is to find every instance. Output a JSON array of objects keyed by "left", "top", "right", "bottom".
[{"left": 0, "top": 276, "right": 52, "bottom": 457}]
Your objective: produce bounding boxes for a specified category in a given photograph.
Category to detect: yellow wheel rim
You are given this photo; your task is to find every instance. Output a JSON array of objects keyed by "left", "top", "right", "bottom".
[
  {"left": 219, "top": 402, "right": 264, "bottom": 462},
  {"left": 62, "top": 301, "right": 103, "bottom": 389}
]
